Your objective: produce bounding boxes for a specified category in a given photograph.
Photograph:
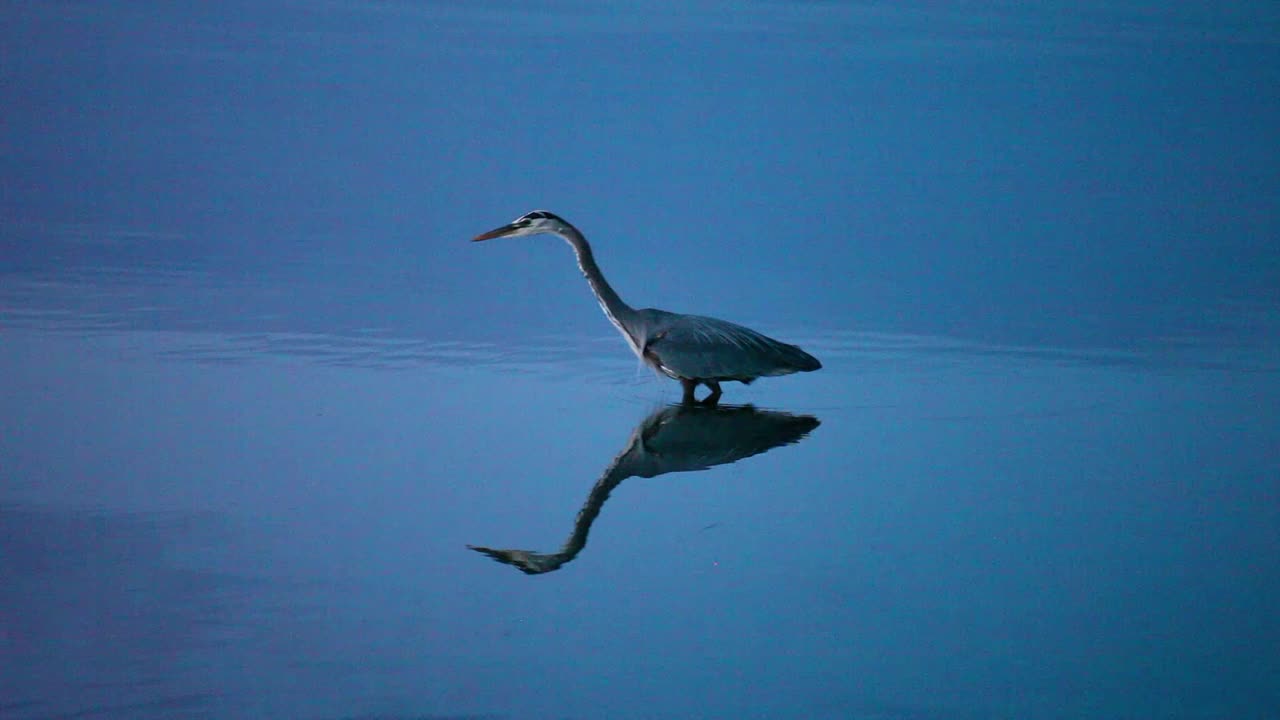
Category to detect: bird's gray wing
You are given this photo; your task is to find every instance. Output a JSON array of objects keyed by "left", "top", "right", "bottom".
[{"left": 642, "top": 312, "right": 820, "bottom": 382}]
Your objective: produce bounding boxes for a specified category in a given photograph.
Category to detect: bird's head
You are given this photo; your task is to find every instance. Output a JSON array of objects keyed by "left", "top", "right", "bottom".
[{"left": 473, "top": 210, "right": 573, "bottom": 242}]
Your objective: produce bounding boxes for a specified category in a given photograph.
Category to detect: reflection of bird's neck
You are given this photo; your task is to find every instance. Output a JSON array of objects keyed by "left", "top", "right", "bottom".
[{"left": 561, "top": 226, "right": 641, "bottom": 358}]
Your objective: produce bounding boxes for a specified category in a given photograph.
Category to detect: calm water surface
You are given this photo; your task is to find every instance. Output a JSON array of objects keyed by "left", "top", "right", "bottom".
[
  {"left": 4, "top": 4, "right": 1280, "bottom": 718},
  {"left": 3, "top": 308, "right": 1277, "bottom": 719}
]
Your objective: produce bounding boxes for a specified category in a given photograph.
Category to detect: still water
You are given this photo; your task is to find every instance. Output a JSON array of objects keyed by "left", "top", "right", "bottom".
[
  {"left": 5, "top": 3, "right": 1280, "bottom": 717},
  {"left": 3, "top": 309, "right": 1277, "bottom": 718}
]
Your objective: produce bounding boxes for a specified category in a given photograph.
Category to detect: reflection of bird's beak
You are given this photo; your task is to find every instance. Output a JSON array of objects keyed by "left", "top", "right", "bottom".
[{"left": 472, "top": 222, "right": 524, "bottom": 242}]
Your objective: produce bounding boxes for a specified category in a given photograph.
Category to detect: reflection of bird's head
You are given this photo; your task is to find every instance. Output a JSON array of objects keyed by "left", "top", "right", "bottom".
[
  {"left": 473, "top": 210, "right": 573, "bottom": 242},
  {"left": 467, "top": 544, "right": 563, "bottom": 575}
]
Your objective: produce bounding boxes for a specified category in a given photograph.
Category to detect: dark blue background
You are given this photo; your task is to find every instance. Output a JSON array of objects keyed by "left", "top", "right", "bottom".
[{"left": 2, "top": 4, "right": 1277, "bottom": 718}]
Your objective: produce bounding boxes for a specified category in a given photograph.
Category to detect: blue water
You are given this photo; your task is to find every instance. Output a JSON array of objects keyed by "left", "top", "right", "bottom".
[
  {"left": 3, "top": 316, "right": 1277, "bottom": 718},
  {"left": 4, "top": 4, "right": 1280, "bottom": 719}
]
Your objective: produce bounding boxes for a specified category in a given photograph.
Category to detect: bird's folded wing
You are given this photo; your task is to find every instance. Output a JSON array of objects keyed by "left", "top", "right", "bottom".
[{"left": 645, "top": 314, "right": 817, "bottom": 380}]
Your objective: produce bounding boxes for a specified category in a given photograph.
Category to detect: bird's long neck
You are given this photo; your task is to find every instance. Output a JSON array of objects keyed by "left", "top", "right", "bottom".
[{"left": 561, "top": 226, "right": 641, "bottom": 356}]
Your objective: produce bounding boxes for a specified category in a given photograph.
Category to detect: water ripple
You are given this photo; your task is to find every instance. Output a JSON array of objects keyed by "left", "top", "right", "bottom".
[
  {"left": 3, "top": 231, "right": 1276, "bottom": 376},
  {"left": 4, "top": 320, "right": 1276, "bottom": 382}
]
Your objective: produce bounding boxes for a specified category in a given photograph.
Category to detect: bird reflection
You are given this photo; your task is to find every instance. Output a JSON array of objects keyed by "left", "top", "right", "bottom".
[{"left": 468, "top": 403, "right": 820, "bottom": 575}]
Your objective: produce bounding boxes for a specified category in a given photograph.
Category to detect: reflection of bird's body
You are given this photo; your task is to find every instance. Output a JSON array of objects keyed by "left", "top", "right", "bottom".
[
  {"left": 469, "top": 402, "right": 821, "bottom": 574},
  {"left": 474, "top": 211, "right": 821, "bottom": 402}
]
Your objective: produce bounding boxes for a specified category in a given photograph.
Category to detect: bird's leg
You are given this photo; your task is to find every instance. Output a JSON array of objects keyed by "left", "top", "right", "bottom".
[
  {"left": 680, "top": 378, "right": 699, "bottom": 404},
  {"left": 701, "top": 380, "right": 722, "bottom": 405}
]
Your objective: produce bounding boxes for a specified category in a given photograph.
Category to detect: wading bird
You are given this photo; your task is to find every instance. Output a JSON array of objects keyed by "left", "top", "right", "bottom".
[{"left": 473, "top": 211, "right": 821, "bottom": 403}]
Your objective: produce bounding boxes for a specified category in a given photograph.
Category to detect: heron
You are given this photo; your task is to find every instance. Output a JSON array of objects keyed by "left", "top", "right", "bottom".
[{"left": 473, "top": 211, "right": 821, "bottom": 403}]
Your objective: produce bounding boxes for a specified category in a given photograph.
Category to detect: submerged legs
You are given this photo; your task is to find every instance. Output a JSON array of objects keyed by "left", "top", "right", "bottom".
[
  {"left": 680, "top": 378, "right": 722, "bottom": 405},
  {"left": 680, "top": 378, "right": 698, "bottom": 403}
]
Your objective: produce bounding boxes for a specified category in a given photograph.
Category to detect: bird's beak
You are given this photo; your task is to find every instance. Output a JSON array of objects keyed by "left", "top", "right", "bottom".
[{"left": 472, "top": 221, "right": 525, "bottom": 242}]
